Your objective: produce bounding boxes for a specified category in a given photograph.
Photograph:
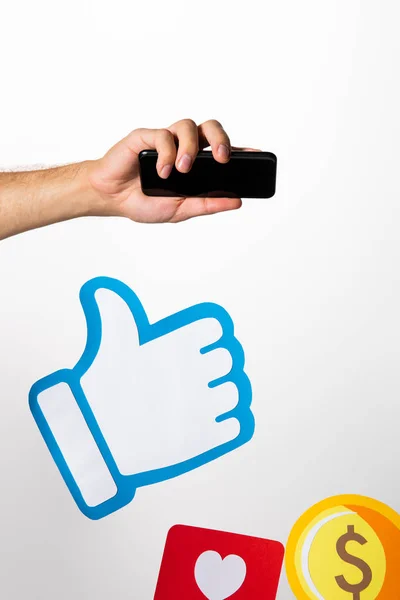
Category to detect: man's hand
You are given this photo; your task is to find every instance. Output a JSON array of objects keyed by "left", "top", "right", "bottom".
[
  {"left": 87, "top": 118, "right": 260, "bottom": 223},
  {"left": 0, "top": 117, "right": 259, "bottom": 239}
]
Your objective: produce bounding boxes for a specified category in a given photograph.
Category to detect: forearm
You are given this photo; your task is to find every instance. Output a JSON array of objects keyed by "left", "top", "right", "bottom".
[{"left": 0, "top": 161, "right": 105, "bottom": 240}]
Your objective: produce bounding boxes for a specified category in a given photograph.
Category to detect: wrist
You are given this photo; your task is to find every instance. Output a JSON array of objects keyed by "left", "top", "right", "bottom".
[
  {"left": 82, "top": 159, "right": 130, "bottom": 219},
  {"left": 78, "top": 160, "right": 117, "bottom": 218}
]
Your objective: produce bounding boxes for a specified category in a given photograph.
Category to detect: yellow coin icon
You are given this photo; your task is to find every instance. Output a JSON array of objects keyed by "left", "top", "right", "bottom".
[{"left": 286, "top": 495, "right": 400, "bottom": 600}]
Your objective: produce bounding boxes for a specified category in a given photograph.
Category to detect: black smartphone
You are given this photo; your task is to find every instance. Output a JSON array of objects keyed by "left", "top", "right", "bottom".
[{"left": 138, "top": 150, "right": 277, "bottom": 198}]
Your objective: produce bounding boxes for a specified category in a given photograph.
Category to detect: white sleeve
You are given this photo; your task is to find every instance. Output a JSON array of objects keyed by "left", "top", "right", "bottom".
[{"left": 37, "top": 382, "right": 118, "bottom": 507}]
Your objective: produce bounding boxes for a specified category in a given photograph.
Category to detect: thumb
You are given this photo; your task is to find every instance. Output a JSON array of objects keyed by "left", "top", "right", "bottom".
[{"left": 77, "top": 277, "right": 148, "bottom": 373}]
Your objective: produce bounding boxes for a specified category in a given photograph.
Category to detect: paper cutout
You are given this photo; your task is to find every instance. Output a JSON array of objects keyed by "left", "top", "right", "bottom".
[
  {"left": 195, "top": 551, "right": 247, "bottom": 600},
  {"left": 154, "top": 524, "right": 285, "bottom": 599},
  {"left": 29, "top": 277, "right": 254, "bottom": 519},
  {"left": 286, "top": 494, "right": 400, "bottom": 600}
]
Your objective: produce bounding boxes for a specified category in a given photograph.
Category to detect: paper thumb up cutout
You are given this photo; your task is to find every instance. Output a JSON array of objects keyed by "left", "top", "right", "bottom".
[{"left": 29, "top": 277, "right": 254, "bottom": 519}]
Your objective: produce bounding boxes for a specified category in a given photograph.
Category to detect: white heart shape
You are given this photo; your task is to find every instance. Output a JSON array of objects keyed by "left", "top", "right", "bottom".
[{"left": 194, "top": 550, "right": 247, "bottom": 600}]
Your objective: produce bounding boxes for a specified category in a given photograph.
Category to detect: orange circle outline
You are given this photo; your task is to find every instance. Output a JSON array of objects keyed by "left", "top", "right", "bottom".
[{"left": 285, "top": 494, "right": 400, "bottom": 600}]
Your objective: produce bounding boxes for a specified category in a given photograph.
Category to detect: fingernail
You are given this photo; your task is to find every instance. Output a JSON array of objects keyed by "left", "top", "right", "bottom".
[
  {"left": 178, "top": 153, "right": 192, "bottom": 172},
  {"left": 218, "top": 144, "right": 230, "bottom": 159},
  {"left": 160, "top": 164, "right": 172, "bottom": 179}
]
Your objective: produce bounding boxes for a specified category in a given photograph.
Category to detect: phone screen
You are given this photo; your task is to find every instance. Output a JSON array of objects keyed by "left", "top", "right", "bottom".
[{"left": 139, "top": 150, "right": 277, "bottom": 198}]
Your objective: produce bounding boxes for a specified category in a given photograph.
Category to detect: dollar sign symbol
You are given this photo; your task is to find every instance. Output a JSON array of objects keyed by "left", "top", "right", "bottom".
[{"left": 335, "top": 524, "right": 373, "bottom": 600}]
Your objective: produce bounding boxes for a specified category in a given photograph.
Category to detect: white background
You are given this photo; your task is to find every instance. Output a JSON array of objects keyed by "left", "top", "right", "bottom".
[{"left": 1, "top": 0, "right": 400, "bottom": 598}]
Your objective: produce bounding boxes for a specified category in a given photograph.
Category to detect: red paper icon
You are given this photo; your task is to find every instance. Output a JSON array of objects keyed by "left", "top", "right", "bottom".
[{"left": 154, "top": 524, "right": 284, "bottom": 599}]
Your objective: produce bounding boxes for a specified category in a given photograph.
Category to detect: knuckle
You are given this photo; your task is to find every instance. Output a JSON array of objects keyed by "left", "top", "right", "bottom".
[
  {"left": 181, "top": 118, "right": 197, "bottom": 128},
  {"left": 128, "top": 127, "right": 142, "bottom": 138},
  {"left": 157, "top": 127, "right": 173, "bottom": 139},
  {"left": 208, "top": 119, "right": 224, "bottom": 129},
  {"left": 156, "top": 130, "right": 173, "bottom": 147}
]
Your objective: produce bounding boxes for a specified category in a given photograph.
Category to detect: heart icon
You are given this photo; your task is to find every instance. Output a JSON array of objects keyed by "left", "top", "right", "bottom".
[{"left": 194, "top": 550, "right": 247, "bottom": 600}]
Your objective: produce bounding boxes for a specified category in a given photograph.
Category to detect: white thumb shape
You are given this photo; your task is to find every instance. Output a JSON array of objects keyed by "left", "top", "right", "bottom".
[{"left": 91, "top": 286, "right": 141, "bottom": 363}]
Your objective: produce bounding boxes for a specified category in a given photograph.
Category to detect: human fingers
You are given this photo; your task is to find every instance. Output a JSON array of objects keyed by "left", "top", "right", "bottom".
[
  {"left": 171, "top": 196, "right": 242, "bottom": 222},
  {"left": 167, "top": 118, "right": 200, "bottom": 174},
  {"left": 122, "top": 127, "right": 178, "bottom": 179},
  {"left": 197, "top": 119, "right": 232, "bottom": 163}
]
